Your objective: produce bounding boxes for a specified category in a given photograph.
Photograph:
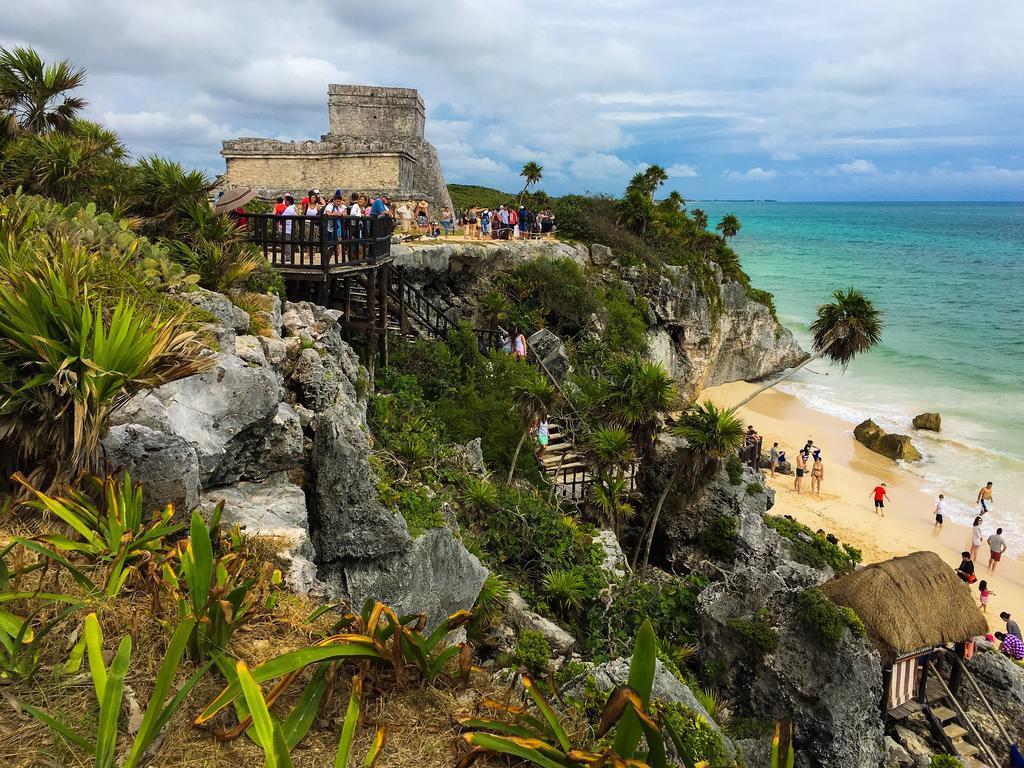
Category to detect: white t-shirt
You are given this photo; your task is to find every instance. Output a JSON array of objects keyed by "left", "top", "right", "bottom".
[
  {"left": 349, "top": 203, "right": 362, "bottom": 217},
  {"left": 972, "top": 524, "right": 984, "bottom": 546},
  {"left": 396, "top": 205, "right": 412, "bottom": 221},
  {"left": 282, "top": 204, "right": 297, "bottom": 234}
]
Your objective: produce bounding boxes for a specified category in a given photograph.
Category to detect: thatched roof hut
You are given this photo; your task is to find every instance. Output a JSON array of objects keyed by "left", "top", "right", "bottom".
[{"left": 821, "top": 551, "right": 988, "bottom": 665}]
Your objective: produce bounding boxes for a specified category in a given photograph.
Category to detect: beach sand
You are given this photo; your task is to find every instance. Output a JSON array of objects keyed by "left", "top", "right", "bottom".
[{"left": 702, "top": 381, "right": 1024, "bottom": 633}]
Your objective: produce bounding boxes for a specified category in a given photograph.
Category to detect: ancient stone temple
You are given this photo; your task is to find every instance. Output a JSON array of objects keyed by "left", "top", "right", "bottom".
[{"left": 220, "top": 85, "right": 452, "bottom": 212}]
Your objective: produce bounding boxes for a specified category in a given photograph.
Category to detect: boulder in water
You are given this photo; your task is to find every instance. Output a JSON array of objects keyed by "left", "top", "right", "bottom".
[
  {"left": 854, "top": 419, "right": 922, "bottom": 462},
  {"left": 912, "top": 412, "right": 941, "bottom": 431}
]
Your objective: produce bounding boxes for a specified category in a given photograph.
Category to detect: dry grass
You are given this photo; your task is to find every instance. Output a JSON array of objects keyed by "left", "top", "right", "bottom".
[{"left": 0, "top": 522, "right": 513, "bottom": 768}]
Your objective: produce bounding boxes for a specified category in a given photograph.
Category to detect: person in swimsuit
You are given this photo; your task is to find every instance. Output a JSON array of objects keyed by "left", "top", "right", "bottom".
[
  {"left": 794, "top": 450, "right": 807, "bottom": 494},
  {"left": 977, "top": 481, "right": 994, "bottom": 515},
  {"left": 871, "top": 483, "right": 889, "bottom": 516},
  {"left": 810, "top": 451, "right": 824, "bottom": 495}
]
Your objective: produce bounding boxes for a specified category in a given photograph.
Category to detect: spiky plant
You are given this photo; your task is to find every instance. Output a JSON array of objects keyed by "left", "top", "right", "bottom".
[
  {"left": 0, "top": 240, "right": 211, "bottom": 490},
  {"left": 601, "top": 354, "right": 676, "bottom": 456},
  {"left": 459, "top": 476, "right": 499, "bottom": 521},
  {"left": 732, "top": 288, "right": 883, "bottom": 409},
  {"left": 542, "top": 568, "right": 588, "bottom": 613},
  {"left": 127, "top": 155, "right": 212, "bottom": 237}
]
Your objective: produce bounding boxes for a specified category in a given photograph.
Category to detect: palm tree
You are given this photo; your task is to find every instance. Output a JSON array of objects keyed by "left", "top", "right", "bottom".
[
  {"left": 0, "top": 46, "right": 86, "bottom": 135},
  {"left": 506, "top": 377, "right": 559, "bottom": 484},
  {"left": 2, "top": 120, "right": 125, "bottom": 203},
  {"left": 586, "top": 424, "right": 636, "bottom": 534},
  {"left": 692, "top": 208, "right": 708, "bottom": 231},
  {"left": 601, "top": 354, "right": 676, "bottom": 457},
  {"left": 128, "top": 155, "right": 213, "bottom": 237},
  {"left": 732, "top": 288, "right": 883, "bottom": 410},
  {"left": 479, "top": 289, "right": 513, "bottom": 331},
  {"left": 617, "top": 187, "right": 657, "bottom": 236},
  {"left": 633, "top": 401, "right": 744, "bottom": 570},
  {"left": 641, "top": 164, "right": 668, "bottom": 199},
  {"left": 715, "top": 213, "right": 741, "bottom": 241},
  {"left": 518, "top": 161, "right": 543, "bottom": 206},
  {"left": 659, "top": 190, "right": 685, "bottom": 212}
]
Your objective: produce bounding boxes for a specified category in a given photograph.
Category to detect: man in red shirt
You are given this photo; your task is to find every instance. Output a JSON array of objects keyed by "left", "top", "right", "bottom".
[
  {"left": 870, "top": 483, "right": 890, "bottom": 516},
  {"left": 273, "top": 196, "right": 286, "bottom": 215}
]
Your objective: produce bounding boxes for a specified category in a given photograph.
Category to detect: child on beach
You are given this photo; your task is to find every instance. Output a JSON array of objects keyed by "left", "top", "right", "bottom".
[
  {"left": 978, "top": 580, "right": 993, "bottom": 612},
  {"left": 933, "top": 494, "right": 947, "bottom": 528},
  {"left": 871, "top": 483, "right": 890, "bottom": 516}
]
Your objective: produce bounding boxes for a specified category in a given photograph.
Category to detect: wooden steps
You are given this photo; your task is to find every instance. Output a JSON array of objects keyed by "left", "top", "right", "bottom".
[{"left": 931, "top": 706, "right": 956, "bottom": 722}]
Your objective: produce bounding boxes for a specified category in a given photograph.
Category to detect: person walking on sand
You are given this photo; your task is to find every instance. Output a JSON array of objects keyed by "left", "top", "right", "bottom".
[
  {"left": 987, "top": 527, "right": 1007, "bottom": 572},
  {"left": 871, "top": 482, "right": 890, "bottom": 516},
  {"left": 794, "top": 450, "right": 807, "bottom": 494},
  {"left": 969, "top": 515, "right": 984, "bottom": 558},
  {"left": 1000, "top": 611, "right": 1022, "bottom": 640},
  {"left": 933, "top": 494, "right": 948, "bottom": 528},
  {"left": 977, "top": 481, "right": 994, "bottom": 515},
  {"left": 769, "top": 442, "right": 780, "bottom": 477},
  {"left": 978, "top": 580, "right": 994, "bottom": 612},
  {"left": 810, "top": 451, "right": 824, "bottom": 495},
  {"left": 956, "top": 551, "right": 976, "bottom": 583}
]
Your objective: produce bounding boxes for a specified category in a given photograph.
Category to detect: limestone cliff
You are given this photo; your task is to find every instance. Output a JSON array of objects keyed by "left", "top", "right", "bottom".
[{"left": 391, "top": 240, "right": 805, "bottom": 395}]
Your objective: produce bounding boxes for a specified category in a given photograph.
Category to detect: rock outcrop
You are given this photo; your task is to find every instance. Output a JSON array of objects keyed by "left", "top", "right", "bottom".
[
  {"left": 101, "top": 423, "right": 199, "bottom": 515},
  {"left": 389, "top": 240, "right": 803, "bottom": 397},
  {"left": 527, "top": 328, "right": 571, "bottom": 381},
  {"left": 504, "top": 591, "right": 576, "bottom": 656},
  {"left": 912, "top": 412, "right": 941, "bottom": 431},
  {"left": 854, "top": 419, "right": 923, "bottom": 462}
]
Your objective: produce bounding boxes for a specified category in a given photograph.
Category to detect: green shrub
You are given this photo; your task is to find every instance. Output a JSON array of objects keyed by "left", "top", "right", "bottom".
[
  {"left": 764, "top": 515, "right": 861, "bottom": 574},
  {"left": 554, "top": 659, "right": 591, "bottom": 690},
  {"left": 746, "top": 287, "right": 777, "bottom": 321},
  {"left": 746, "top": 481, "right": 764, "bottom": 495},
  {"left": 663, "top": 705, "right": 731, "bottom": 768},
  {"left": 726, "top": 611, "right": 778, "bottom": 656},
  {"left": 695, "top": 515, "right": 738, "bottom": 560},
  {"left": 796, "top": 587, "right": 866, "bottom": 649},
  {"left": 725, "top": 453, "right": 744, "bottom": 485},
  {"left": 502, "top": 257, "right": 600, "bottom": 338},
  {"left": 580, "top": 575, "right": 703, "bottom": 659},
  {"left": 515, "top": 629, "right": 551, "bottom": 674},
  {"left": 931, "top": 756, "right": 962, "bottom": 768}
]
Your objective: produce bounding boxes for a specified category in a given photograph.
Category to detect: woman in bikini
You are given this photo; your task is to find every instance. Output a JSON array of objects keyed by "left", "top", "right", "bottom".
[{"left": 810, "top": 451, "right": 824, "bottom": 495}]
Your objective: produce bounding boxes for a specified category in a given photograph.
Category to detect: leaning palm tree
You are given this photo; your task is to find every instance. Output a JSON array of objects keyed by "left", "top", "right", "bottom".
[
  {"left": 518, "top": 161, "right": 543, "bottom": 206},
  {"left": 506, "top": 377, "right": 559, "bottom": 484},
  {"left": 633, "top": 401, "right": 744, "bottom": 571},
  {"left": 601, "top": 354, "right": 676, "bottom": 457},
  {"left": 732, "top": 288, "right": 883, "bottom": 410},
  {"left": 0, "top": 46, "right": 86, "bottom": 135},
  {"left": 715, "top": 213, "right": 741, "bottom": 240},
  {"left": 640, "top": 165, "right": 669, "bottom": 200},
  {"left": 691, "top": 208, "right": 709, "bottom": 231}
]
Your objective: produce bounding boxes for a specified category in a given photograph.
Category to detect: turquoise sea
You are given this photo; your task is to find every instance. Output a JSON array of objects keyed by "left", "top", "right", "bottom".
[{"left": 699, "top": 202, "right": 1024, "bottom": 538}]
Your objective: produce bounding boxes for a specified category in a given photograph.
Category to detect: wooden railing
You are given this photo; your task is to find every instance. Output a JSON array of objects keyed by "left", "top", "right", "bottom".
[{"left": 243, "top": 212, "right": 394, "bottom": 273}]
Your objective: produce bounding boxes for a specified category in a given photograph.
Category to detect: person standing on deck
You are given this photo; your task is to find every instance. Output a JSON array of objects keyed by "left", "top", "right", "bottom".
[
  {"left": 535, "top": 413, "right": 550, "bottom": 460},
  {"left": 513, "top": 328, "right": 528, "bottom": 360},
  {"left": 281, "top": 194, "right": 296, "bottom": 263}
]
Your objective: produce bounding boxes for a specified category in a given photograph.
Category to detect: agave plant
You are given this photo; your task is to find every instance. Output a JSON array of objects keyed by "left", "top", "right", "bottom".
[
  {"left": 14, "top": 471, "right": 181, "bottom": 596},
  {"left": 0, "top": 239, "right": 210, "bottom": 489},
  {"left": 459, "top": 476, "right": 499, "bottom": 522},
  {"left": 25, "top": 613, "right": 207, "bottom": 768}
]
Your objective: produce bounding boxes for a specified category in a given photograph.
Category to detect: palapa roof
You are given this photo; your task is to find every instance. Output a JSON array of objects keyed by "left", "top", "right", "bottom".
[{"left": 821, "top": 551, "right": 988, "bottom": 664}]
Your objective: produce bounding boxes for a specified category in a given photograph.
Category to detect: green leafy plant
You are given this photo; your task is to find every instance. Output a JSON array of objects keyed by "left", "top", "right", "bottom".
[
  {"left": 695, "top": 514, "right": 738, "bottom": 560},
  {"left": 796, "top": 587, "right": 865, "bottom": 648},
  {"left": 726, "top": 611, "right": 779, "bottom": 656},
  {"left": 542, "top": 568, "right": 589, "bottom": 614},
  {"left": 25, "top": 613, "right": 206, "bottom": 768},
  {"left": 930, "top": 756, "right": 961, "bottom": 768},
  {"left": 764, "top": 516, "right": 860, "bottom": 574},
  {"left": 771, "top": 720, "right": 795, "bottom": 768},
  {"left": 0, "top": 582, "right": 81, "bottom": 679},
  {"left": 458, "top": 620, "right": 714, "bottom": 767},
  {"left": 515, "top": 630, "right": 551, "bottom": 675},
  {"left": 163, "top": 507, "right": 281, "bottom": 661},
  {"left": 15, "top": 472, "right": 181, "bottom": 596},
  {"left": 459, "top": 476, "right": 499, "bottom": 521}
]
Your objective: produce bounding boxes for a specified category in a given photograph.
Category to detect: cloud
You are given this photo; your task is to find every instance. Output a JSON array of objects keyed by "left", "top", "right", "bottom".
[
  {"left": 836, "top": 158, "right": 878, "bottom": 174},
  {"left": 727, "top": 167, "right": 779, "bottom": 181},
  {"left": 666, "top": 164, "right": 699, "bottom": 178},
  {"left": 2, "top": 0, "right": 1023, "bottom": 199}
]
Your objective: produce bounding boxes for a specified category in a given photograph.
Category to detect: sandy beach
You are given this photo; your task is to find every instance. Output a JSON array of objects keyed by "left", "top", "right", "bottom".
[{"left": 702, "top": 381, "right": 1024, "bottom": 633}]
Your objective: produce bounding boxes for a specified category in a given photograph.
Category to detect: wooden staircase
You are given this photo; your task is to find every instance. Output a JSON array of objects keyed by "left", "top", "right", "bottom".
[
  {"left": 538, "top": 420, "right": 590, "bottom": 499},
  {"left": 923, "top": 660, "right": 1001, "bottom": 768}
]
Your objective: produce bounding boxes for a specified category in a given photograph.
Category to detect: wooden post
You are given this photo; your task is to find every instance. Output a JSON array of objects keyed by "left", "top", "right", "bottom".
[
  {"left": 380, "top": 263, "right": 390, "bottom": 370},
  {"left": 949, "top": 643, "right": 964, "bottom": 697},
  {"left": 365, "top": 266, "right": 377, "bottom": 379}
]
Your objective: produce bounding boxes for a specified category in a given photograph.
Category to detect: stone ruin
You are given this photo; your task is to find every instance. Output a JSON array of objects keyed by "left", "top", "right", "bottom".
[{"left": 220, "top": 85, "right": 452, "bottom": 213}]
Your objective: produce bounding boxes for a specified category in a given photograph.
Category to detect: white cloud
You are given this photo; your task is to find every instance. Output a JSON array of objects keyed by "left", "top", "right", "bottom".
[
  {"left": 666, "top": 164, "right": 699, "bottom": 178},
  {"left": 727, "top": 167, "right": 779, "bottom": 181},
  {"left": 836, "top": 158, "right": 878, "bottom": 174},
  {"left": 568, "top": 153, "right": 634, "bottom": 182}
]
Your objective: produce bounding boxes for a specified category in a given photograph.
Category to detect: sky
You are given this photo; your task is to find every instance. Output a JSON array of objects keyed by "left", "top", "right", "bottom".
[{"left": 3, "top": 0, "right": 1024, "bottom": 201}]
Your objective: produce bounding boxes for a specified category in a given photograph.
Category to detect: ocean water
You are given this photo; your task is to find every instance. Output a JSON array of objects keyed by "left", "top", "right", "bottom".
[{"left": 698, "top": 202, "right": 1024, "bottom": 539}]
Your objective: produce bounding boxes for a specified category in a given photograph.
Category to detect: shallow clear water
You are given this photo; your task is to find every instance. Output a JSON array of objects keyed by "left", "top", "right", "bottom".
[{"left": 698, "top": 201, "right": 1024, "bottom": 537}]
